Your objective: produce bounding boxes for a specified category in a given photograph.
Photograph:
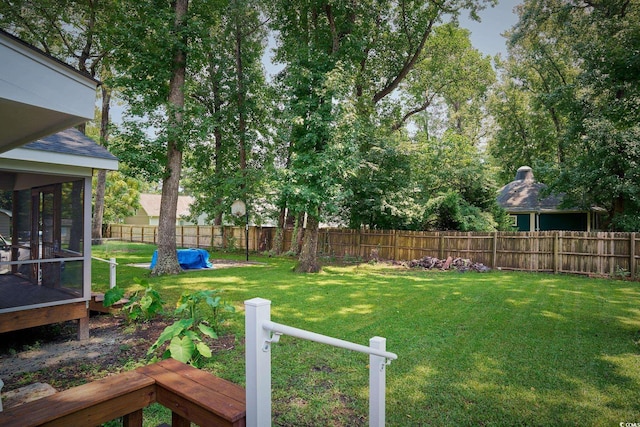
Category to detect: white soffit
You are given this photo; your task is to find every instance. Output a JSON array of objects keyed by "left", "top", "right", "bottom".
[
  {"left": 0, "top": 32, "right": 99, "bottom": 152},
  {"left": 0, "top": 147, "right": 118, "bottom": 174}
]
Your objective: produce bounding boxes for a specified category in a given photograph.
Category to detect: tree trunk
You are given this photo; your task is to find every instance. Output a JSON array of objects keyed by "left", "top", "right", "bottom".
[
  {"left": 290, "top": 212, "right": 305, "bottom": 255},
  {"left": 153, "top": 144, "right": 183, "bottom": 276},
  {"left": 210, "top": 52, "right": 224, "bottom": 226},
  {"left": 152, "top": 0, "right": 188, "bottom": 276},
  {"left": 273, "top": 205, "right": 287, "bottom": 254},
  {"left": 235, "top": 17, "right": 247, "bottom": 177},
  {"left": 92, "top": 85, "right": 111, "bottom": 244},
  {"left": 295, "top": 212, "right": 320, "bottom": 273}
]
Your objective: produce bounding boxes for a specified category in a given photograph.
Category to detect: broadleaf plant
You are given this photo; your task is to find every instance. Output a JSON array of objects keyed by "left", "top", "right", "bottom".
[
  {"left": 103, "top": 278, "right": 165, "bottom": 322},
  {"left": 148, "top": 289, "right": 235, "bottom": 366}
]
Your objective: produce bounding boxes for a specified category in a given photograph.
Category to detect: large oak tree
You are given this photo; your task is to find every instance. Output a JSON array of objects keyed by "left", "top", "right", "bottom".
[{"left": 268, "top": 0, "right": 495, "bottom": 271}]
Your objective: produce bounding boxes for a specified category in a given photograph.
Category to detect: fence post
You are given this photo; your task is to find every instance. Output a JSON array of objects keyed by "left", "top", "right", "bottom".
[
  {"left": 245, "top": 298, "right": 273, "bottom": 427},
  {"left": 554, "top": 232, "right": 559, "bottom": 274},
  {"left": 610, "top": 232, "right": 615, "bottom": 275},
  {"left": 213, "top": 226, "right": 218, "bottom": 249},
  {"left": 392, "top": 230, "right": 399, "bottom": 261},
  {"left": 631, "top": 233, "right": 636, "bottom": 278},
  {"left": 492, "top": 232, "right": 497, "bottom": 269},
  {"left": 369, "top": 337, "right": 387, "bottom": 427}
]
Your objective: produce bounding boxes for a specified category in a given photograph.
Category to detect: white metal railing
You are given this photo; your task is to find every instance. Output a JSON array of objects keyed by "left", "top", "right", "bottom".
[
  {"left": 245, "top": 298, "right": 398, "bottom": 427},
  {"left": 91, "top": 256, "right": 117, "bottom": 289}
]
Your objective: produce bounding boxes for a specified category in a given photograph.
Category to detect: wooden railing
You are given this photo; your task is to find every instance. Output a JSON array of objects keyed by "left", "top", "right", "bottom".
[{"left": 0, "top": 358, "right": 246, "bottom": 427}]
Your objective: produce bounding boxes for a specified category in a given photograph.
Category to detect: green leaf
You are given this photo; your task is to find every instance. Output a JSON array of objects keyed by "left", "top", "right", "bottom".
[
  {"left": 169, "top": 336, "right": 195, "bottom": 364},
  {"left": 103, "top": 287, "right": 125, "bottom": 307},
  {"left": 196, "top": 342, "right": 212, "bottom": 358},
  {"left": 140, "top": 294, "right": 153, "bottom": 312},
  {"left": 183, "top": 329, "right": 200, "bottom": 341},
  {"left": 198, "top": 323, "right": 218, "bottom": 339},
  {"left": 210, "top": 295, "right": 222, "bottom": 308},
  {"left": 174, "top": 302, "right": 189, "bottom": 315},
  {"left": 147, "top": 318, "right": 193, "bottom": 355}
]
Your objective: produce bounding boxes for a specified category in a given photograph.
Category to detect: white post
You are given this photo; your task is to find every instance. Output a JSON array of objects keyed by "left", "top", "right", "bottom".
[
  {"left": 109, "top": 258, "right": 116, "bottom": 289},
  {"left": 369, "top": 336, "right": 386, "bottom": 427},
  {"left": 245, "top": 298, "right": 273, "bottom": 427}
]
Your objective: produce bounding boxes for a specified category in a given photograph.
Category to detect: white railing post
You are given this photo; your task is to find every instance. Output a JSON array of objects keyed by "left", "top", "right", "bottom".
[
  {"left": 109, "top": 258, "right": 116, "bottom": 289},
  {"left": 245, "top": 298, "right": 273, "bottom": 427},
  {"left": 369, "top": 336, "right": 387, "bottom": 427}
]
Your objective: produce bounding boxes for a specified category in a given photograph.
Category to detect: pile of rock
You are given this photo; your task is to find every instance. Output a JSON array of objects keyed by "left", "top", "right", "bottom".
[{"left": 406, "top": 256, "right": 490, "bottom": 273}]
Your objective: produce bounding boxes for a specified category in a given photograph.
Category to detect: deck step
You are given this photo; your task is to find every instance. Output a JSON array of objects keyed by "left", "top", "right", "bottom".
[{"left": 89, "top": 292, "right": 128, "bottom": 314}]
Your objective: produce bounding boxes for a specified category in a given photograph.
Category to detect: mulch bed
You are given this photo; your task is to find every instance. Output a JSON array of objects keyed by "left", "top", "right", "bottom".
[{"left": 0, "top": 313, "right": 236, "bottom": 393}]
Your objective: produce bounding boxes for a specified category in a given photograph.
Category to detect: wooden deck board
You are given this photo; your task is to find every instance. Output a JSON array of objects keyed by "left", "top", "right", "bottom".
[
  {"left": 0, "top": 360, "right": 246, "bottom": 427},
  {"left": 0, "top": 370, "right": 156, "bottom": 427},
  {"left": 137, "top": 359, "right": 246, "bottom": 426},
  {"left": 0, "top": 302, "right": 88, "bottom": 334}
]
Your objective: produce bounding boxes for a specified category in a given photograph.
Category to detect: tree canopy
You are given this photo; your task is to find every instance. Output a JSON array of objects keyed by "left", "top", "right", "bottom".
[
  {"left": 4, "top": 0, "right": 639, "bottom": 274},
  {"left": 489, "top": 0, "right": 640, "bottom": 230}
]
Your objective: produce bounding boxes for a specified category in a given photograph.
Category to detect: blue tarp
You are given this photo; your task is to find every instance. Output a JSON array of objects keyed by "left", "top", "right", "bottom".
[{"left": 150, "top": 248, "right": 213, "bottom": 270}]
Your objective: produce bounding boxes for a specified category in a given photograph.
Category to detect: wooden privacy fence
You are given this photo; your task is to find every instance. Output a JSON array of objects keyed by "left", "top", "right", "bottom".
[{"left": 107, "top": 224, "right": 640, "bottom": 278}]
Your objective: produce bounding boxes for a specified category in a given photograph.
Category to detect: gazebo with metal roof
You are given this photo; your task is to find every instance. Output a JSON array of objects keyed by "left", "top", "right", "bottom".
[{"left": 497, "top": 166, "right": 596, "bottom": 231}]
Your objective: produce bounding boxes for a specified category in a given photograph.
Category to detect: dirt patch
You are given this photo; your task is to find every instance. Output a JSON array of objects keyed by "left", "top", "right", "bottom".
[
  {"left": 0, "top": 259, "right": 254, "bottom": 395},
  {"left": 0, "top": 313, "right": 236, "bottom": 393}
]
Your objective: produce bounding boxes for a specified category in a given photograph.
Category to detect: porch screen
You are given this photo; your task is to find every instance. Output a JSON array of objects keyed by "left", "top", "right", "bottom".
[{"left": 0, "top": 180, "right": 85, "bottom": 310}]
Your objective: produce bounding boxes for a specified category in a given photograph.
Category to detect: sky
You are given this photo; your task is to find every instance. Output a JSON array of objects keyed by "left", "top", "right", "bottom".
[
  {"left": 263, "top": 0, "right": 522, "bottom": 77},
  {"left": 113, "top": 2, "right": 522, "bottom": 123},
  {"left": 460, "top": 0, "right": 522, "bottom": 58}
]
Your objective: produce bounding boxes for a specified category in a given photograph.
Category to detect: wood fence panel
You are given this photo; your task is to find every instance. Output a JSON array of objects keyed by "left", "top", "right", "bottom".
[
  {"left": 197, "top": 226, "right": 213, "bottom": 248},
  {"left": 496, "top": 233, "right": 535, "bottom": 271},
  {"left": 358, "top": 230, "right": 395, "bottom": 259},
  {"left": 282, "top": 229, "right": 293, "bottom": 253},
  {"left": 396, "top": 231, "right": 439, "bottom": 260},
  {"left": 439, "top": 232, "right": 493, "bottom": 265},
  {"left": 538, "top": 232, "right": 556, "bottom": 272},
  {"left": 181, "top": 226, "right": 198, "bottom": 248},
  {"left": 106, "top": 225, "right": 640, "bottom": 278},
  {"left": 322, "top": 228, "right": 360, "bottom": 258}
]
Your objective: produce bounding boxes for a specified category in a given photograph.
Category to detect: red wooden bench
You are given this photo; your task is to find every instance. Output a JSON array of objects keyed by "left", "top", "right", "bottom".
[{"left": 0, "top": 358, "right": 246, "bottom": 427}]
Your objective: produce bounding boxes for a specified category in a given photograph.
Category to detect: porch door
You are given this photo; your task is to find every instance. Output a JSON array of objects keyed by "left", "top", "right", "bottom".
[{"left": 30, "top": 185, "right": 62, "bottom": 287}]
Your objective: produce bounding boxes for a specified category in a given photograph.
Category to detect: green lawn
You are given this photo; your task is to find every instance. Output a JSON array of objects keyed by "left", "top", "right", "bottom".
[{"left": 92, "top": 242, "right": 640, "bottom": 426}]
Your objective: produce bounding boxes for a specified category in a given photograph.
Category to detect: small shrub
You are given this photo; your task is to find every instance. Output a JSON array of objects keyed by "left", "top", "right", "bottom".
[
  {"left": 612, "top": 265, "right": 631, "bottom": 280},
  {"left": 104, "top": 278, "right": 165, "bottom": 322},
  {"left": 147, "top": 289, "right": 235, "bottom": 366},
  {"left": 225, "top": 235, "right": 237, "bottom": 251}
]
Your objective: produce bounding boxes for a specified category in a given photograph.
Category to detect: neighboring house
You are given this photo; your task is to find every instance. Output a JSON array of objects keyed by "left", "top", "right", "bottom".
[
  {"left": 497, "top": 166, "right": 598, "bottom": 231},
  {"left": 0, "top": 29, "right": 118, "bottom": 339},
  {"left": 124, "top": 193, "right": 208, "bottom": 226}
]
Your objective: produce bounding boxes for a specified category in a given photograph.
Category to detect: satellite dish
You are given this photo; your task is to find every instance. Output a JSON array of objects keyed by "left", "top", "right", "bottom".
[{"left": 231, "top": 200, "right": 246, "bottom": 217}]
